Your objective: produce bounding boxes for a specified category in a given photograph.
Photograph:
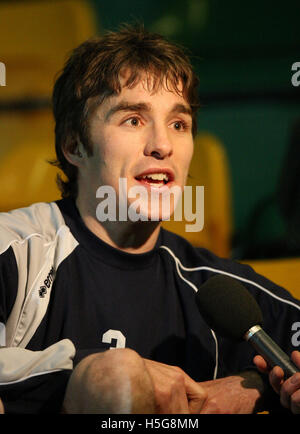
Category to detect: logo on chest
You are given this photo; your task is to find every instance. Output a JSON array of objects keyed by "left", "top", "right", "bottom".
[{"left": 39, "top": 266, "right": 55, "bottom": 298}]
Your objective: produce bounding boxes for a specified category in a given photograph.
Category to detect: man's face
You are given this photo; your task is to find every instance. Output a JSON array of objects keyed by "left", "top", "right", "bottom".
[{"left": 78, "top": 73, "right": 194, "bottom": 222}]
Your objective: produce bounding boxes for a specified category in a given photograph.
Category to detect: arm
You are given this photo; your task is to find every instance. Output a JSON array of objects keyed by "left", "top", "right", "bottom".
[
  {"left": 63, "top": 350, "right": 207, "bottom": 414},
  {"left": 0, "top": 340, "right": 75, "bottom": 413},
  {"left": 0, "top": 242, "right": 75, "bottom": 414}
]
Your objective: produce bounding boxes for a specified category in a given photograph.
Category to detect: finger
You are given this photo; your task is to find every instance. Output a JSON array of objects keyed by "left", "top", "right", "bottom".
[
  {"left": 253, "top": 355, "right": 269, "bottom": 373},
  {"left": 291, "top": 351, "right": 300, "bottom": 369},
  {"left": 280, "top": 372, "right": 300, "bottom": 409},
  {"left": 269, "top": 366, "right": 284, "bottom": 395},
  {"left": 144, "top": 360, "right": 190, "bottom": 413},
  {"left": 166, "top": 365, "right": 207, "bottom": 413},
  {"left": 0, "top": 398, "right": 4, "bottom": 414},
  {"left": 163, "top": 374, "right": 190, "bottom": 414},
  {"left": 145, "top": 360, "right": 206, "bottom": 414},
  {"left": 183, "top": 378, "right": 207, "bottom": 414},
  {"left": 290, "top": 388, "right": 300, "bottom": 414},
  {"left": 167, "top": 366, "right": 207, "bottom": 413}
]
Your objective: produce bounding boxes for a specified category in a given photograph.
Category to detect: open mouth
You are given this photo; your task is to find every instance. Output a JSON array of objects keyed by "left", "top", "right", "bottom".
[{"left": 135, "top": 170, "right": 174, "bottom": 188}]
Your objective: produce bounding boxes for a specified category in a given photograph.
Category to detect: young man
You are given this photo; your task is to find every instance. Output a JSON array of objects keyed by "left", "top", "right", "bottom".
[{"left": 0, "top": 25, "right": 299, "bottom": 414}]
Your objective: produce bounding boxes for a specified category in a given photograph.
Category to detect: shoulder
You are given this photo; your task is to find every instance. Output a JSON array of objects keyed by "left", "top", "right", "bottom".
[
  {"left": 159, "top": 228, "right": 300, "bottom": 312},
  {"left": 0, "top": 201, "right": 66, "bottom": 255},
  {"left": 159, "top": 228, "right": 241, "bottom": 272}
]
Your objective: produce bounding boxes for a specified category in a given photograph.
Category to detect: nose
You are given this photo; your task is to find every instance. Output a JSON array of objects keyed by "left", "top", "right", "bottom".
[{"left": 144, "top": 123, "right": 173, "bottom": 160}]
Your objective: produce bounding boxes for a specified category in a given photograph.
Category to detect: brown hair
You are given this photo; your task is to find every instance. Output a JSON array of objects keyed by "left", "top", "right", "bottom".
[{"left": 52, "top": 23, "right": 200, "bottom": 198}]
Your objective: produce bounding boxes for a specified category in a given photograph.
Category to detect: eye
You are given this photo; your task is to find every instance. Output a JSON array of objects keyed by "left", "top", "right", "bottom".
[
  {"left": 172, "top": 120, "right": 189, "bottom": 131},
  {"left": 124, "top": 117, "right": 140, "bottom": 127}
]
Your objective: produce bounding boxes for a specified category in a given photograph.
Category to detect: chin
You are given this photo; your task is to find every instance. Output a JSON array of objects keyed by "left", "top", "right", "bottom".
[{"left": 127, "top": 197, "right": 176, "bottom": 223}]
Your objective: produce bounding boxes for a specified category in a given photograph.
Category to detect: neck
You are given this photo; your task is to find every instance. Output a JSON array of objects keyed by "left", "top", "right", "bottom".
[{"left": 76, "top": 196, "right": 161, "bottom": 254}]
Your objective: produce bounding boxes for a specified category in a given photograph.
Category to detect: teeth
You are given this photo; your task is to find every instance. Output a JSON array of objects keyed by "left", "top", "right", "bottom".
[{"left": 142, "top": 173, "right": 169, "bottom": 181}]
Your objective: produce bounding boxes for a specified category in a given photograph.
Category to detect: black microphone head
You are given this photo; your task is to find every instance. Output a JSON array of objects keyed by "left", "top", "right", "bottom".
[{"left": 195, "top": 274, "right": 263, "bottom": 341}]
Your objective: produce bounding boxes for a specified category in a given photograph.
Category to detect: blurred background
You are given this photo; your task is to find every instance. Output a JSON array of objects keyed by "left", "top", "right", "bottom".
[{"left": 0, "top": 0, "right": 299, "bottom": 292}]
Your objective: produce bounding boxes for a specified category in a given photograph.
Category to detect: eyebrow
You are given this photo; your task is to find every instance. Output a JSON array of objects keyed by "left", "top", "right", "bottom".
[
  {"left": 105, "top": 102, "right": 150, "bottom": 121},
  {"left": 170, "top": 103, "right": 192, "bottom": 117},
  {"left": 104, "top": 100, "right": 192, "bottom": 121}
]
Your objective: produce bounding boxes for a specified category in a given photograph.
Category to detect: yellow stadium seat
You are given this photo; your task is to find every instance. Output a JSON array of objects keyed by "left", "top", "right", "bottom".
[
  {"left": 162, "top": 132, "right": 233, "bottom": 258},
  {"left": 0, "top": 0, "right": 98, "bottom": 211},
  {"left": 242, "top": 257, "right": 300, "bottom": 300},
  {"left": 0, "top": 111, "right": 61, "bottom": 211},
  {"left": 0, "top": 0, "right": 97, "bottom": 101}
]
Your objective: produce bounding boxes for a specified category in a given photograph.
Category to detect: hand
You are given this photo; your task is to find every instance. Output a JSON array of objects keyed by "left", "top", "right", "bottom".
[
  {"left": 254, "top": 350, "right": 300, "bottom": 414},
  {"left": 199, "top": 371, "right": 265, "bottom": 414},
  {"left": 144, "top": 359, "right": 207, "bottom": 414}
]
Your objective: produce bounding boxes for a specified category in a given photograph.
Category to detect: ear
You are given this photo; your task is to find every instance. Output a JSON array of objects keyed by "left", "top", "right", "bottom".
[{"left": 62, "top": 138, "right": 86, "bottom": 168}]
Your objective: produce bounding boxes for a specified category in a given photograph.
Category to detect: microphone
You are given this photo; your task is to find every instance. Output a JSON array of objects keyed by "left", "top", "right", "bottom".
[{"left": 195, "top": 274, "right": 299, "bottom": 378}]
